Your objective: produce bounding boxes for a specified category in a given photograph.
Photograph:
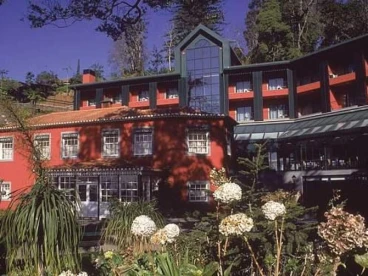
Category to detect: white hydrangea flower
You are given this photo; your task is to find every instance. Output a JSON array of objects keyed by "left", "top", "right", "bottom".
[
  {"left": 262, "top": 201, "right": 286, "bottom": 221},
  {"left": 59, "top": 271, "right": 88, "bottom": 276},
  {"left": 219, "top": 213, "right": 254, "bottom": 236},
  {"left": 163, "top": 223, "right": 180, "bottom": 243},
  {"left": 213, "top": 182, "right": 242, "bottom": 204},
  {"left": 131, "top": 215, "right": 157, "bottom": 237},
  {"left": 150, "top": 229, "right": 169, "bottom": 245}
]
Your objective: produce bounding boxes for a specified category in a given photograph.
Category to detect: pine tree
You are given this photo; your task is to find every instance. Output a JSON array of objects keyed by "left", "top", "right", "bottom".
[{"left": 168, "top": 0, "right": 224, "bottom": 48}]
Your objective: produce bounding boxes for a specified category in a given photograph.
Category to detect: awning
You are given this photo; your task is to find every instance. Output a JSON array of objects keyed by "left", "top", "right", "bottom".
[
  {"left": 280, "top": 106, "right": 368, "bottom": 139},
  {"left": 234, "top": 121, "right": 293, "bottom": 141},
  {"left": 234, "top": 106, "right": 368, "bottom": 141}
]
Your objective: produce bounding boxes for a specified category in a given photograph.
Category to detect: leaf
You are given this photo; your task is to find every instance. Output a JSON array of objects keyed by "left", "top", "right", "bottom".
[{"left": 355, "top": 253, "right": 368, "bottom": 268}]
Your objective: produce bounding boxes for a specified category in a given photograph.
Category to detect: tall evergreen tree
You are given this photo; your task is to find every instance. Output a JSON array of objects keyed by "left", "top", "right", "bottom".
[
  {"left": 250, "top": 0, "right": 296, "bottom": 62},
  {"left": 168, "top": 0, "right": 224, "bottom": 47}
]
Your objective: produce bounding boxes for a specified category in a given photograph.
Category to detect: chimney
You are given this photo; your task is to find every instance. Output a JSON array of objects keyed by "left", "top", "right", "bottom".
[{"left": 82, "top": 69, "right": 96, "bottom": 84}]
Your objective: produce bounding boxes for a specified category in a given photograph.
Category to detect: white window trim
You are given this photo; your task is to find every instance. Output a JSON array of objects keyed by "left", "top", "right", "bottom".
[
  {"left": 187, "top": 181, "right": 210, "bottom": 202},
  {"left": 61, "top": 132, "right": 79, "bottom": 159},
  {"left": 101, "top": 128, "right": 120, "bottom": 158},
  {"left": 133, "top": 128, "right": 153, "bottom": 156},
  {"left": 34, "top": 133, "right": 51, "bottom": 160},
  {"left": 1, "top": 181, "right": 11, "bottom": 201},
  {"left": 268, "top": 78, "right": 286, "bottom": 91},
  {"left": 236, "top": 106, "right": 253, "bottom": 122},
  {"left": 166, "top": 88, "right": 179, "bottom": 99},
  {"left": 186, "top": 130, "right": 210, "bottom": 156},
  {"left": 0, "top": 136, "right": 14, "bottom": 161}
]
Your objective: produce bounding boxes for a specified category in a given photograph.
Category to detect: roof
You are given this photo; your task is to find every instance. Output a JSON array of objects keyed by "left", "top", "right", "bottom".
[
  {"left": 71, "top": 72, "right": 180, "bottom": 89},
  {"left": 280, "top": 106, "right": 368, "bottom": 139},
  {"left": 235, "top": 106, "right": 368, "bottom": 141},
  {"left": 0, "top": 106, "right": 232, "bottom": 130}
]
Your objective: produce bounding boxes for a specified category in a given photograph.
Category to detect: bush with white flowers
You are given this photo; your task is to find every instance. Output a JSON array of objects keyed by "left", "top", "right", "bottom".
[
  {"left": 59, "top": 271, "right": 88, "bottom": 276},
  {"left": 150, "top": 229, "right": 170, "bottom": 245},
  {"left": 163, "top": 223, "right": 180, "bottom": 243},
  {"left": 213, "top": 182, "right": 242, "bottom": 204},
  {"left": 219, "top": 213, "right": 254, "bottom": 236},
  {"left": 131, "top": 215, "right": 157, "bottom": 237},
  {"left": 261, "top": 201, "right": 286, "bottom": 221}
]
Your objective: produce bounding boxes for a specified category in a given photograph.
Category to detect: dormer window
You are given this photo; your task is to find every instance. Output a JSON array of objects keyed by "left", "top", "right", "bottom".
[
  {"left": 166, "top": 88, "right": 179, "bottom": 99},
  {"left": 269, "top": 78, "right": 286, "bottom": 90},
  {"left": 138, "top": 90, "right": 149, "bottom": 102},
  {"left": 236, "top": 81, "right": 252, "bottom": 93}
]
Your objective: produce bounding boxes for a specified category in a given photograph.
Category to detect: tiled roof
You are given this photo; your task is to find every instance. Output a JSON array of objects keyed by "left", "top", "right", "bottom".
[{"left": 0, "top": 106, "right": 226, "bottom": 129}]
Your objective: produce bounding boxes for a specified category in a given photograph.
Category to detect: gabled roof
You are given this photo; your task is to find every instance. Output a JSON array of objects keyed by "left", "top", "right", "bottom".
[
  {"left": 176, "top": 24, "right": 228, "bottom": 50},
  {"left": 0, "top": 106, "right": 232, "bottom": 130}
]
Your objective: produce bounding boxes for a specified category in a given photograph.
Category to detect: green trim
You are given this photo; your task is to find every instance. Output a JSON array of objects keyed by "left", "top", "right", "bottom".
[
  {"left": 319, "top": 60, "right": 330, "bottom": 112},
  {"left": 149, "top": 82, "right": 157, "bottom": 109},
  {"left": 252, "top": 71, "right": 263, "bottom": 121},
  {"left": 179, "top": 77, "right": 187, "bottom": 107},
  {"left": 222, "top": 74, "right": 229, "bottom": 115},
  {"left": 96, "top": 88, "right": 103, "bottom": 108},
  {"left": 224, "top": 60, "right": 290, "bottom": 71},
  {"left": 121, "top": 85, "right": 129, "bottom": 106},
  {"left": 287, "top": 69, "right": 297, "bottom": 119},
  {"left": 74, "top": 90, "right": 80, "bottom": 110}
]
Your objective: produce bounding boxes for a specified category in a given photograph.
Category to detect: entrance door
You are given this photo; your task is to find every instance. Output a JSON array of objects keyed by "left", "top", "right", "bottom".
[{"left": 77, "top": 177, "right": 98, "bottom": 218}]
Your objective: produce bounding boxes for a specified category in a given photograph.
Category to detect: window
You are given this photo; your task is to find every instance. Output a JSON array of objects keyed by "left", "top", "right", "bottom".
[
  {"left": 188, "top": 181, "right": 209, "bottom": 202},
  {"left": 1, "top": 182, "right": 11, "bottom": 201},
  {"left": 187, "top": 130, "right": 209, "bottom": 155},
  {"left": 134, "top": 129, "right": 153, "bottom": 156},
  {"left": 138, "top": 90, "right": 149, "bottom": 102},
  {"left": 88, "top": 98, "right": 96, "bottom": 106},
  {"left": 113, "top": 93, "right": 122, "bottom": 103},
  {"left": 34, "top": 134, "right": 51, "bottom": 160},
  {"left": 269, "top": 104, "right": 288, "bottom": 119},
  {"left": 55, "top": 176, "right": 76, "bottom": 201},
  {"left": 236, "top": 106, "right": 253, "bottom": 121},
  {"left": 0, "top": 137, "right": 13, "bottom": 161},
  {"left": 61, "top": 133, "right": 79, "bottom": 158},
  {"left": 236, "top": 81, "right": 252, "bottom": 93},
  {"left": 102, "top": 129, "right": 120, "bottom": 157},
  {"left": 120, "top": 175, "right": 139, "bottom": 202},
  {"left": 166, "top": 88, "right": 179, "bottom": 99},
  {"left": 268, "top": 78, "right": 286, "bottom": 90},
  {"left": 101, "top": 175, "right": 119, "bottom": 202}
]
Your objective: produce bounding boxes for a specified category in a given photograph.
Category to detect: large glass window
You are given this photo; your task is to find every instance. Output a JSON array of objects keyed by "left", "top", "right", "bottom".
[
  {"left": 268, "top": 78, "right": 286, "bottom": 90},
  {"left": 269, "top": 105, "right": 288, "bottom": 119},
  {"left": 101, "top": 175, "right": 119, "bottom": 202},
  {"left": 102, "top": 129, "right": 120, "bottom": 157},
  {"left": 57, "top": 176, "right": 76, "bottom": 201},
  {"left": 61, "top": 133, "right": 79, "bottom": 158},
  {"left": 0, "top": 137, "right": 13, "bottom": 161},
  {"left": 120, "top": 175, "right": 139, "bottom": 202},
  {"left": 237, "top": 106, "right": 253, "bottom": 121},
  {"left": 134, "top": 129, "right": 153, "bottom": 156},
  {"left": 34, "top": 134, "right": 51, "bottom": 160},
  {"left": 138, "top": 90, "right": 149, "bottom": 102},
  {"left": 186, "top": 39, "right": 220, "bottom": 114},
  {"left": 236, "top": 81, "right": 252, "bottom": 93}
]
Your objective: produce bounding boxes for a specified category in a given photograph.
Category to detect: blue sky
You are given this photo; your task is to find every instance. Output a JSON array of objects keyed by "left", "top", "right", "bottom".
[{"left": 0, "top": 1, "right": 248, "bottom": 81}]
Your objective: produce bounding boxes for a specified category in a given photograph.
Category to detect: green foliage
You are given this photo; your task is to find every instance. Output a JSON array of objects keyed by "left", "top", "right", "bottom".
[
  {"left": 102, "top": 199, "right": 164, "bottom": 249},
  {"left": 237, "top": 142, "right": 268, "bottom": 189},
  {"left": 168, "top": 0, "right": 224, "bottom": 47},
  {"left": 90, "top": 63, "right": 105, "bottom": 81},
  {"left": 1, "top": 181, "right": 81, "bottom": 275}
]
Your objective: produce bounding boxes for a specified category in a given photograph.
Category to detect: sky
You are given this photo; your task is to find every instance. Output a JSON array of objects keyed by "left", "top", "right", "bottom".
[{"left": 0, "top": 1, "right": 248, "bottom": 81}]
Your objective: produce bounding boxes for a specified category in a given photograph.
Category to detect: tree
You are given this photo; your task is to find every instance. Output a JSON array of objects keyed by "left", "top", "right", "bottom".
[
  {"left": 108, "top": 18, "right": 147, "bottom": 77},
  {"left": 90, "top": 63, "right": 105, "bottom": 81},
  {"left": 0, "top": 69, "right": 9, "bottom": 96},
  {"left": 0, "top": 97, "right": 81, "bottom": 275},
  {"left": 35, "top": 70, "right": 59, "bottom": 86},
  {"left": 168, "top": 0, "right": 225, "bottom": 47},
  {"left": 27, "top": 0, "right": 171, "bottom": 40},
  {"left": 247, "top": 0, "right": 296, "bottom": 62},
  {"left": 147, "top": 46, "right": 167, "bottom": 74}
]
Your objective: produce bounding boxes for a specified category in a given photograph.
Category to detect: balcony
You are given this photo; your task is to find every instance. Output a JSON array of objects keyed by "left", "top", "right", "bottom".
[
  {"left": 329, "top": 72, "right": 356, "bottom": 86},
  {"left": 297, "top": 81, "right": 321, "bottom": 94},
  {"left": 229, "top": 91, "right": 254, "bottom": 100},
  {"left": 263, "top": 88, "right": 289, "bottom": 98},
  {"left": 157, "top": 98, "right": 179, "bottom": 106}
]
